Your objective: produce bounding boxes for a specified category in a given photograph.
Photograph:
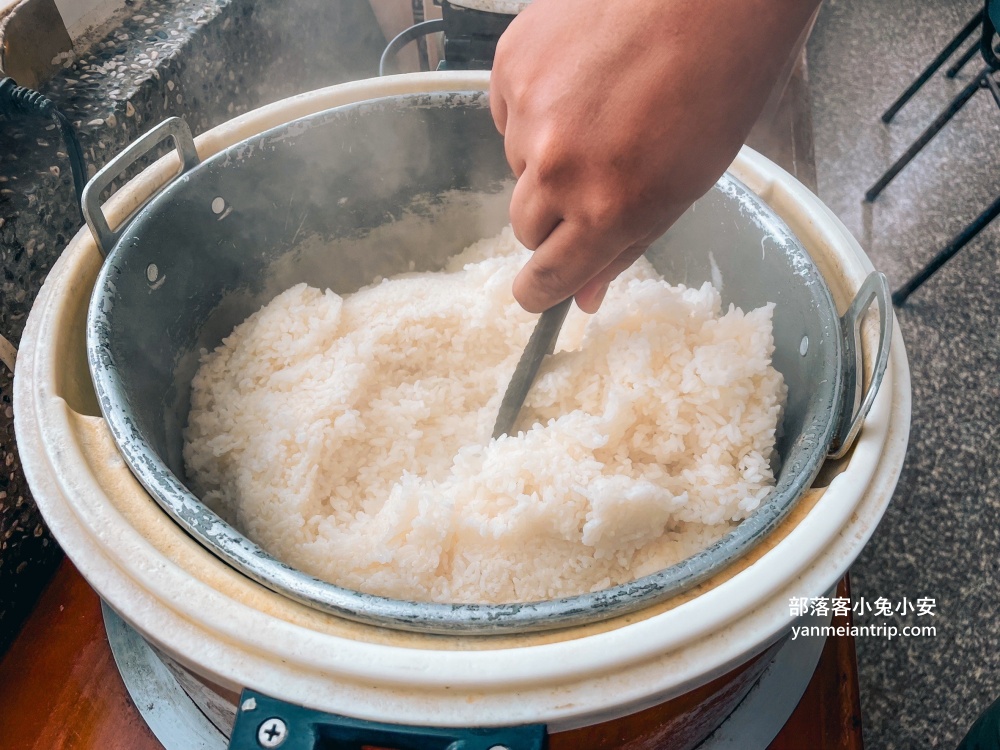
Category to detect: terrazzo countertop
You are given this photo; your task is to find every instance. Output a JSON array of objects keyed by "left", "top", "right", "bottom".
[
  {"left": 0, "top": 358, "right": 52, "bottom": 657},
  {"left": 0, "top": 0, "right": 386, "bottom": 654}
]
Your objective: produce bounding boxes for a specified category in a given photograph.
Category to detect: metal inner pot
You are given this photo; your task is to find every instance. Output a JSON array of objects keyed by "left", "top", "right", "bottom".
[{"left": 86, "top": 90, "right": 884, "bottom": 634}]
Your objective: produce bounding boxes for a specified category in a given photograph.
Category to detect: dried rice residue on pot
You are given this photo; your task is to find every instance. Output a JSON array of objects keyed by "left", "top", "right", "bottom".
[{"left": 183, "top": 227, "right": 786, "bottom": 604}]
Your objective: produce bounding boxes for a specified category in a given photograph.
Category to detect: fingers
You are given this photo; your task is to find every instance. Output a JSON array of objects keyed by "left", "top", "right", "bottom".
[
  {"left": 490, "top": 47, "right": 527, "bottom": 178},
  {"left": 573, "top": 209, "right": 687, "bottom": 312},
  {"left": 509, "top": 173, "right": 562, "bottom": 250},
  {"left": 512, "top": 220, "right": 626, "bottom": 313},
  {"left": 573, "top": 241, "right": 649, "bottom": 313},
  {"left": 573, "top": 279, "right": 612, "bottom": 314}
]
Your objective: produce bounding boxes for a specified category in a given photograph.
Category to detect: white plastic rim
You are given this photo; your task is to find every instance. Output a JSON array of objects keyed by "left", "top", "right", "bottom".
[{"left": 15, "top": 71, "right": 911, "bottom": 731}]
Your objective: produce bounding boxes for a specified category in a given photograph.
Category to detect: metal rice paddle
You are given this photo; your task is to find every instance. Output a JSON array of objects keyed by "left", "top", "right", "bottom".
[{"left": 492, "top": 297, "right": 573, "bottom": 439}]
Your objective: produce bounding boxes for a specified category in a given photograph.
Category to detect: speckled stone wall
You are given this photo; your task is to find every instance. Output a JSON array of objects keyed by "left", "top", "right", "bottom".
[{"left": 0, "top": 0, "right": 386, "bottom": 655}]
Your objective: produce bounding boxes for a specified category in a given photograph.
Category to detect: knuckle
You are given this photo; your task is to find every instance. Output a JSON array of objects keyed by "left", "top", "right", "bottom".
[
  {"left": 498, "top": 73, "right": 531, "bottom": 112},
  {"left": 509, "top": 217, "right": 536, "bottom": 250},
  {"left": 533, "top": 156, "right": 560, "bottom": 185},
  {"left": 529, "top": 259, "right": 572, "bottom": 300},
  {"left": 531, "top": 133, "right": 569, "bottom": 184},
  {"left": 583, "top": 191, "right": 627, "bottom": 231},
  {"left": 493, "top": 33, "right": 513, "bottom": 69},
  {"left": 490, "top": 100, "right": 506, "bottom": 135},
  {"left": 504, "top": 139, "right": 526, "bottom": 179}
]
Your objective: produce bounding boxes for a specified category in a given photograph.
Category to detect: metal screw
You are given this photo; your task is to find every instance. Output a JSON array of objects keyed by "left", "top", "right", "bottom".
[
  {"left": 487, "top": 746, "right": 510, "bottom": 750},
  {"left": 145, "top": 263, "right": 158, "bottom": 283},
  {"left": 211, "top": 196, "right": 226, "bottom": 214},
  {"left": 257, "top": 717, "right": 288, "bottom": 748}
]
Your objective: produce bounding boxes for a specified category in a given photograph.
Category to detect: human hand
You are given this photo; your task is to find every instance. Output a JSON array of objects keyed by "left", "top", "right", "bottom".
[{"left": 490, "top": 0, "right": 820, "bottom": 313}]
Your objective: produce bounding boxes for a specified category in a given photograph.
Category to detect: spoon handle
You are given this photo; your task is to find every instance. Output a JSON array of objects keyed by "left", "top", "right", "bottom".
[{"left": 492, "top": 297, "right": 573, "bottom": 439}]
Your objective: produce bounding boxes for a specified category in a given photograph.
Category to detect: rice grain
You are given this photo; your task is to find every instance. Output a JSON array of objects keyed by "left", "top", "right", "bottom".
[{"left": 183, "top": 227, "right": 786, "bottom": 604}]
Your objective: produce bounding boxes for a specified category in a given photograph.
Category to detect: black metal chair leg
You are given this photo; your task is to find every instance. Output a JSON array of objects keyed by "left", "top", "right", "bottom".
[
  {"left": 866, "top": 68, "right": 988, "bottom": 202},
  {"left": 881, "top": 8, "right": 985, "bottom": 123},
  {"left": 892, "top": 192, "right": 1000, "bottom": 305},
  {"left": 947, "top": 40, "right": 983, "bottom": 77},
  {"left": 985, "top": 69, "right": 1000, "bottom": 107}
]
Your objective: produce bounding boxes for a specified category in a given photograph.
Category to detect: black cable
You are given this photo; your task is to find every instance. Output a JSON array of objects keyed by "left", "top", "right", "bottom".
[
  {"left": 50, "top": 109, "right": 87, "bottom": 207},
  {"left": 0, "top": 77, "right": 87, "bottom": 220},
  {"left": 379, "top": 19, "right": 445, "bottom": 76}
]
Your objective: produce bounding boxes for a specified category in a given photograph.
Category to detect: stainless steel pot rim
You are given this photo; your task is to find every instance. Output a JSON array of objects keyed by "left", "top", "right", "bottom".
[{"left": 84, "top": 94, "right": 891, "bottom": 635}]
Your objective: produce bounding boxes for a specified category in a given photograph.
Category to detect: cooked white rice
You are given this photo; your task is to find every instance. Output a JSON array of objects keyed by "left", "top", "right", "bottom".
[{"left": 183, "top": 227, "right": 786, "bottom": 604}]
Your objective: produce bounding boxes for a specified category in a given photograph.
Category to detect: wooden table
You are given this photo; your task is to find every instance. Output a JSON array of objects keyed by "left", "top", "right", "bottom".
[{"left": 0, "top": 559, "right": 863, "bottom": 749}]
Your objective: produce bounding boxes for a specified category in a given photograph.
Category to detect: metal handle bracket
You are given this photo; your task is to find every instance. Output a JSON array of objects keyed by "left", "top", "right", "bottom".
[
  {"left": 828, "top": 271, "right": 893, "bottom": 459},
  {"left": 82, "top": 117, "right": 200, "bottom": 257},
  {"left": 228, "top": 689, "right": 547, "bottom": 750}
]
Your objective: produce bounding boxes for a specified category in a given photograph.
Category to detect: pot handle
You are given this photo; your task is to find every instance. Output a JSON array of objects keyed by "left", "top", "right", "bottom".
[
  {"left": 82, "top": 116, "right": 200, "bottom": 258},
  {"left": 228, "top": 689, "right": 547, "bottom": 750},
  {"left": 827, "top": 271, "right": 893, "bottom": 460}
]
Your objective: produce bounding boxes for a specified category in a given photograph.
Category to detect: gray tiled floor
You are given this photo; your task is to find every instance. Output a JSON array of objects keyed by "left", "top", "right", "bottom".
[{"left": 809, "top": 1, "right": 1000, "bottom": 747}]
